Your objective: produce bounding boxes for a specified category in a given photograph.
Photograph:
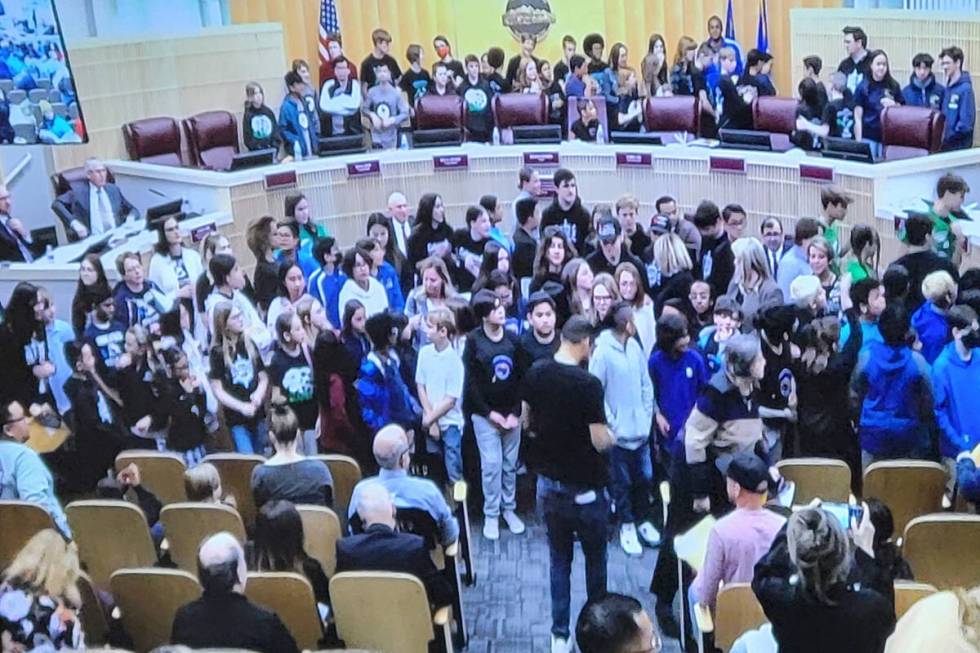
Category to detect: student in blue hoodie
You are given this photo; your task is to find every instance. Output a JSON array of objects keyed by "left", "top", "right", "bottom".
[
  {"left": 901, "top": 53, "right": 945, "bottom": 109},
  {"left": 939, "top": 46, "right": 975, "bottom": 151},
  {"left": 932, "top": 305, "right": 980, "bottom": 466},
  {"left": 912, "top": 269, "right": 957, "bottom": 364},
  {"left": 840, "top": 277, "right": 886, "bottom": 352},
  {"left": 354, "top": 311, "right": 420, "bottom": 434},
  {"left": 278, "top": 70, "right": 319, "bottom": 159},
  {"left": 851, "top": 302, "right": 935, "bottom": 468},
  {"left": 307, "top": 237, "right": 345, "bottom": 327}
]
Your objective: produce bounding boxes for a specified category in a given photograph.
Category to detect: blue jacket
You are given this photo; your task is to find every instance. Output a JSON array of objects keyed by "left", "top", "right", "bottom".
[
  {"left": 932, "top": 342, "right": 980, "bottom": 457},
  {"left": 942, "top": 71, "right": 975, "bottom": 150},
  {"left": 911, "top": 301, "right": 950, "bottom": 364},
  {"left": 278, "top": 95, "right": 319, "bottom": 157},
  {"left": 355, "top": 351, "right": 420, "bottom": 433},
  {"left": 956, "top": 456, "right": 980, "bottom": 503},
  {"left": 901, "top": 73, "right": 945, "bottom": 110},
  {"left": 376, "top": 262, "right": 404, "bottom": 313},
  {"left": 648, "top": 348, "right": 709, "bottom": 459},
  {"left": 308, "top": 267, "right": 346, "bottom": 327},
  {"left": 839, "top": 318, "right": 883, "bottom": 352},
  {"left": 852, "top": 341, "right": 934, "bottom": 456}
]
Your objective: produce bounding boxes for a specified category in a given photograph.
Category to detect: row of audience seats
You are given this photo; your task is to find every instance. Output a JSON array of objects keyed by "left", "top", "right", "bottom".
[{"left": 122, "top": 111, "right": 239, "bottom": 170}]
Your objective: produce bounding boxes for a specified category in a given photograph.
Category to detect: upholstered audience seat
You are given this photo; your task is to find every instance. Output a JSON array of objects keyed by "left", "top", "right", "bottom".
[
  {"left": 414, "top": 94, "right": 465, "bottom": 135},
  {"left": 643, "top": 95, "right": 700, "bottom": 142},
  {"left": 122, "top": 116, "right": 183, "bottom": 166},
  {"left": 881, "top": 105, "right": 945, "bottom": 160},
  {"left": 752, "top": 96, "right": 798, "bottom": 151},
  {"left": 491, "top": 93, "right": 547, "bottom": 144},
  {"left": 183, "top": 110, "right": 240, "bottom": 170}
]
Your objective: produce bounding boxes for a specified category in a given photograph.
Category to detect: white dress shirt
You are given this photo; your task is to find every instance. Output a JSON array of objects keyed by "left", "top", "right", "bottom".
[
  {"left": 392, "top": 216, "right": 410, "bottom": 258},
  {"left": 88, "top": 184, "right": 116, "bottom": 235},
  {"left": 0, "top": 214, "right": 33, "bottom": 262}
]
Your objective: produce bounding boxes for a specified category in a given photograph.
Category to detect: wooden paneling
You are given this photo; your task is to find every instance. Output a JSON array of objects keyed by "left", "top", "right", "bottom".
[
  {"left": 791, "top": 8, "right": 980, "bottom": 144},
  {"left": 54, "top": 24, "right": 286, "bottom": 170}
]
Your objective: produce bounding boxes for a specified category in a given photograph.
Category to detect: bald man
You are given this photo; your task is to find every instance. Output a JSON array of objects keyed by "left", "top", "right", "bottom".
[
  {"left": 336, "top": 483, "right": 454, "bottom": 608},
  {"left": 171, "top": 532, "right": 298, "bottom": 653},
  {"left": 347, "top": 423, "right": 459, "bottom": 546}
]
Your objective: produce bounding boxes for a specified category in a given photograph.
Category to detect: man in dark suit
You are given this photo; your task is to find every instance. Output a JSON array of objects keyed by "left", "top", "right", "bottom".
[
  {"left": 336, "top": 482, "right": 454, "bottom": 608},
  {"left": 171, "top": 532, "right": 299, "bottom": 653},
  {"left": 387, "top": 190, "right": 414, "bottom": 292},
  {"left": 760, "top": 217, "right": 792, "bottom": 278},
  {"left": 56, "top": 158, "right": 138, "bottom": 241},
  {"left": 0, "top": 185, "right": 40, "bottom": 262}
]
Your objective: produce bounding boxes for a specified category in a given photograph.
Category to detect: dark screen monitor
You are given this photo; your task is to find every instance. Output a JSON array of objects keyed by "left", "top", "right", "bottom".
[
  {"left": 822, "top": 137, "right": 876, "bottom": 164},
  {"left": 228, "top": 148, "right": 276, "bottom": 171},
  {"left": 319, "top": 134, "right": 366, "bottom": 157},
  {"left": 145, "top": 199, "right": 184, "bottom": 229},
  {"left": 610, "top": 131, "right": 664, "bottom": 146},
  {"left": 412, "top": 128, "right": 463, "bottom": 148},
  {"left": 512, "top": 124, "right": 562, "bottom": 145},
  {"left": 718, "top": 129, "right": 773, "bottom": 152}
]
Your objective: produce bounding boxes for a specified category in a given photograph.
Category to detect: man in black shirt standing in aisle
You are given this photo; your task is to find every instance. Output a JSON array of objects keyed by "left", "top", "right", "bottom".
[
  {"left": 360, "top": 28, "right": 402, "bottom": 94},
  {"left": 522, "top": 315, "right": 614, "bottom": 653}
]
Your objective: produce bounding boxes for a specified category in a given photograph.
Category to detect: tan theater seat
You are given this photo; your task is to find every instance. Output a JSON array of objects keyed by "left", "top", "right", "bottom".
[
  {"left": 713, "top": 583, "right": 768, "bottom": 652},
  {"left": 894, "top": 581, "right": 937, "bottom": 620},
  {"left": 863, "top": 460, "right": 946, "bottom": 536},
  {"left": 296, "top": 504, "right": 342, "bottom": 576},
  {"left": 903, "top": 514, "right": 980, "bottom": 590},
  {"left": 244, "top": 572, "right": 324, "bottom": 652},
  {"left": 160, "top": 502, "right": 247, "bottom": 572},
  {"left": 314, "top": 454, "right": 361, "bottom": 527},
  {"left": 330, "top": 571, "right": 453, "bottom": 653},
  {"left": 776, "top": 458, "right": 852, "bottom": 504},
  {"left": 66, "top": 500, "right": 157, "bottom": 589},
  {"left": 77, "top": 571, "right": 110, "bottom": 646},
  {"left": 0, "top": 500, "right": 55, "bottom": 568},
  {"left": 202, "top": 453, "right": 265, "bottom": 531},
  {"left": 116, "top": 450, "right": 188, "bottom": 505},
  {"left": 110, "top": 567, "right": 202, "bottom": 653}
]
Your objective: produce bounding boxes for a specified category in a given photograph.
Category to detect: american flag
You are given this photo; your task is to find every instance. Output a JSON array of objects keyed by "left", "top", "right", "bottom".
[{"left": 319, "top": 0, "right": 340, "bottom": 66}]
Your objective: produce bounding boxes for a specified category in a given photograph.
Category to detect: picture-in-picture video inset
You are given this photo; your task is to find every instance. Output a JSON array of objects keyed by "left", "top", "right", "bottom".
[{"left": 0, "top": 0, "right": 85, "bottom": 145}]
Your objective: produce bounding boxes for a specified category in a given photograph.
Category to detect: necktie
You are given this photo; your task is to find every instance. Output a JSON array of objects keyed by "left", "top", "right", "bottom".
[{"left": 98, "top": 188, "right": 114, "bottom": 232}]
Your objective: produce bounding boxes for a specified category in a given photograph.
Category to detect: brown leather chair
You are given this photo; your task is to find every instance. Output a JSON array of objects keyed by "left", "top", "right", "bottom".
[
  {"left": 566, "top": 95, "right": 609, "bottom": 140},
  {"left": 881, "top": 105, "right": 945, "bottom": 161},
  {"left": 491, "top": 93, "right": 547, "bottom": 144},
  {"left": 50, "top": 166, "right": 116, "bottom": 196},
  {"left": 122, "top": 116, "right": 183, "bottom": 166},
  {"left": 643, "top": 95, "right": 700, "bottom": 142},
  {"left": 752, "top": 96, "right": 798, "bottom": 151},
  {"left": 183, "top": 110, "right": 240, "bottom": 170},
  {"left": 414, "top": 94, "right": 465, "bottom": 141}
]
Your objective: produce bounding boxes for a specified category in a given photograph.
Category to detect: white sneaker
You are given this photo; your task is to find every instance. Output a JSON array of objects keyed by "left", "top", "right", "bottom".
[
  {"left": 502, "top": 509, "right": 526, "bottom": 534},
  {"left": 483, "top": 517, "right": 499, "bottom": 541},
  {"left": 620, "top": 523, "right": 643, "bottom": 556},
  {"left": 637, "top": 521, "right": 662, "bottom": 547},
  {"left": 550, "top": 635, "right": 570, "bottom": 653}
]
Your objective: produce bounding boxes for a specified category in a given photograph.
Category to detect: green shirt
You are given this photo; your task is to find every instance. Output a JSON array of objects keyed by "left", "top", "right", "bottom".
[
  {"left": 846, "top": 259, "right": 871, "bottom": 283},
  {"left": 927, "top": 208, "right": 957, "bottom": 260}
]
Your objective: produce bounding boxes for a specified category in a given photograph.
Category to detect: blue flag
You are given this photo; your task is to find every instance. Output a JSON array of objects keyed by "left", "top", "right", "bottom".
[
  {"left": 725, "top": 0, "right": 736, "bottom": 41},
  {"left": 756, "top": 0, "right": 770, "bottom": 53}
]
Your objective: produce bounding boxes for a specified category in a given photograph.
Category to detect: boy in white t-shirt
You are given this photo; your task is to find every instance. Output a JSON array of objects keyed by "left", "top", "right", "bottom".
[{"left": 416, "top": 306, "right": 465, "bottom": 482}]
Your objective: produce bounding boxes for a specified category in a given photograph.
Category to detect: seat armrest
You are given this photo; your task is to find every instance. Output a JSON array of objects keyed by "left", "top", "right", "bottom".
[
  {"left": 694, "top": 602, "right": 714, "bottom": 633},
  {"left": 433, "top": 606, "right": 451, "bottom": 626}
]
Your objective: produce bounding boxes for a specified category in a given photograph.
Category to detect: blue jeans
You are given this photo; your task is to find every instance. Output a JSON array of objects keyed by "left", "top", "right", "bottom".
[
  {"left": 537, "top": 475, "right": 609, "bottom": 638},
  {"left": 231, "top": 420, "right": 268, "bottom": 455},
  {"left": 609, "top": 443, "right": 654, "bottom": 524},
  {"left": 440, "top": 425, "right": 463, "bottom": 483}
]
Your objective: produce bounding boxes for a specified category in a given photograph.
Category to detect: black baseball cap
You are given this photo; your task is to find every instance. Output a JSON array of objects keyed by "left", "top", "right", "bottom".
[
  {"left": 650, "top": 214, "right": 671, "bottom": 235},
  {"left": 596, "top": 215, "right": 622, "bottom": 244},
  {"left": 716, "top": 450, "right": 770, "bottom": 493}
]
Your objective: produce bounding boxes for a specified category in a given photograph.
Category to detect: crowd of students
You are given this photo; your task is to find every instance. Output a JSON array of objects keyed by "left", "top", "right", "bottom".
[
  {"left": 1, "top": 152, "right": 980, "bottom": 650},
  {"left": 236, "top": 20, "right": 975, "bottom": 158}
]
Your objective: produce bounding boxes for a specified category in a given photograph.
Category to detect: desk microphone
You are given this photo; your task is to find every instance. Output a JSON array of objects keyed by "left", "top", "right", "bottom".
[{"left": 148, "top": 188, "right": 169, "bottom": 198}]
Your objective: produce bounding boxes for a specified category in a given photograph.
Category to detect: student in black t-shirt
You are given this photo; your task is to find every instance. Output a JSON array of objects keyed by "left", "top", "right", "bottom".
[
  {"left": 518, "top": 291, "right": 559, "bottom": 370},
  {"left": 512, "top": 196, "right": 541, "bottom": 281},
  {"left": 792, "top": 78, "right": 830, "bottom": 150},
  {"left": 209, "top": 301, "right": 268, "bottom": 455},
  {"left": 482, "top": 47, "right": 510, "bottom": 96},
  {"left": 360, "top": 28, "right": 402, "bottom": 93},
  {"left": 714, "top": 47, "right": 754, "bottom": 131},
  {"left": 837, "top": 25, "right": 872, "bottom": 95},
  {"left": 571, "top": 97, "right": 600, "bottom": 141},
  {"left": 506, "top": 35, "right": 542, "bottom": 88},
  {"left": 803, "top": 55, "right": 829, "bottom": 109},
  {"left": 399, "top": 44, "right": 431, "bottom": 106},
  {"left": 432, "top": 34, "right": 464, "bottom": 86},
  {"left": 269, "top": 312, "right": 318, "bottom": 456},
  {"left": 458, "top": 54, "right": 494, "bottom": 142},
  {"left": 540, "top": 168, "right": 592, "bottom": 254},
  {"left": 429, "top": 62, "right": 456, "bottom": 97},
  {"left": 823, "top": 72, "right": 855, "bottom": 140},
  {"left": 453, "top": 205, "right": 491, "bottom": 293},
  {"left": 553, "top": 35, "right": 577, "bottom": 88},
  {"left": 521, "top": 316, "right": 613, "bottom": 650}
]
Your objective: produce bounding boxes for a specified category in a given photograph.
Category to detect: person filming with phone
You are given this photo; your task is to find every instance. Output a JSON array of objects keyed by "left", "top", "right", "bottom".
[{"left": 751, "top": 500, "right": 896, "bottom": 653}]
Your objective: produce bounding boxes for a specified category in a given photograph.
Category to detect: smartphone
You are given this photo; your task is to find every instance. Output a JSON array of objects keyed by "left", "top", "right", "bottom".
[{"left": 823, "top": 502, "right": 864, "bottom": 529}]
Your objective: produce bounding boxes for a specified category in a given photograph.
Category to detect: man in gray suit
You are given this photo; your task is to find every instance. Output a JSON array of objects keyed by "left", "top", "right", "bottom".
[{"left": 56, "top": 158, "right": 139, "bottom": 241}]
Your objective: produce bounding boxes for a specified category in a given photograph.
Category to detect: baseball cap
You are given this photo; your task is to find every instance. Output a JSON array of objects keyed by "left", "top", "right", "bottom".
[
  {"left": 596, "top": 215, "right": 622, "bottom": 244},
  {"left": 650, "top": 214, "right": 671, "bottom": 235},
  {"left": 716, "top": 450, "right": 770, "bottom": 493}
]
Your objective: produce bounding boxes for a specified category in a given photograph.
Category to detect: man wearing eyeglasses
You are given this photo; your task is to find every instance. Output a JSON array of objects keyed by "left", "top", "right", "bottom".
[
  {"left": 0, "top": 400, "right": 71, "bottom": 538},
  {"left": 0, "top": 185, "right": 40, "bottom": 262},
  {"left": 576, "top": 593, "right": 663, "bottom": 653}
]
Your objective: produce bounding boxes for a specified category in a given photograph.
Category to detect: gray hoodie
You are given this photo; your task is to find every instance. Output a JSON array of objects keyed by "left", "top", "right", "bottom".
[{"left": 588, "top": 328, "right": 656, "bottom": 450}]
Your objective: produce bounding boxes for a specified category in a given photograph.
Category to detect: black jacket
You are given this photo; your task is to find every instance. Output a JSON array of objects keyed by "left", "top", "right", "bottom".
[
  {"left": 540, "top": 198, "right": 591, "bottom": 255},
  {"left": 335, "top": 523, "right": 453, "bottom": 608},
  {"left": 697, "top": 232, "right": 735, "bottom": 299},
  {"left": 512, "top": 226, "right": 537, "bottom": 281},
  {"left": 753, "top": 527, "right": 895, "bottom": 653},
  {"left": 585, "top": 246, "right": 649, "bottom": 294},
  {"left": 171, "top": 590, "right": 299, "bottom": 653},
  {"left": 0, "top": 216, "right": 40, "bottom": 262}
]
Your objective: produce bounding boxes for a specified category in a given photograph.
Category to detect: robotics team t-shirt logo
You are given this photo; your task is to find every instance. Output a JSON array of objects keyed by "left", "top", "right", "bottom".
[
  {"left": 230, "top": 354, "right": 255, "bottom": 389},
  {"left": 491, "top": 354, "right": 514, "bottom": 382},
  {"left": 376, "top": 102, "right": 392, "bottom": 120},
  {"left": 778, "top": 367, "right": 795, "bottom": 400},
  {"left": 502, "top": 0, "right": 556, "bottom": 43},
  {"left": 251, "top": 114, "right": 273, "bottom": 139},
  {"left": 281, "top": 365, "right": 314, "bottom": 403},
  {"left": 464, "top": 87, "right": 488, "bottom": 113}
]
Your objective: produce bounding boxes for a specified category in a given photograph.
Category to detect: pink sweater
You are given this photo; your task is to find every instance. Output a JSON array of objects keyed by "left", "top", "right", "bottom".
[{"left": 691, "top": 506, "right": 786, "bottom": 610}]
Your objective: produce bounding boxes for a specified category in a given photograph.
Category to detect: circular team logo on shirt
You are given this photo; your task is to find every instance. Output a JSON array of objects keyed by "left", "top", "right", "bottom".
[
  {"left": 251, "top": 114, "right": 273, "bottom": 139},
  {"left": 304, "top": 95, "right": 316, "bottom": 113},
  {"left": 298, "top": 112, "right": 309, "bottom": 129},
  {"left": 376, "top": 103, "right": 391, "bottom": 120},
  {"left": 230, "top": 354, "right": 255, "bottom": 389},
  {"left": 502, "top": 0, "right": 556, "bottom": 43},
  {"left": 464, "top": 87, "right": 488, "bottom": 112},
  {"left": 492, "top": 354, "right": 513, "bottom": 382},
  {"left": 778, "top": 367, "right": 795, "bottom": 399},
  {"left": 282, "top": 365, "right": 314, "bottom": 403}
]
